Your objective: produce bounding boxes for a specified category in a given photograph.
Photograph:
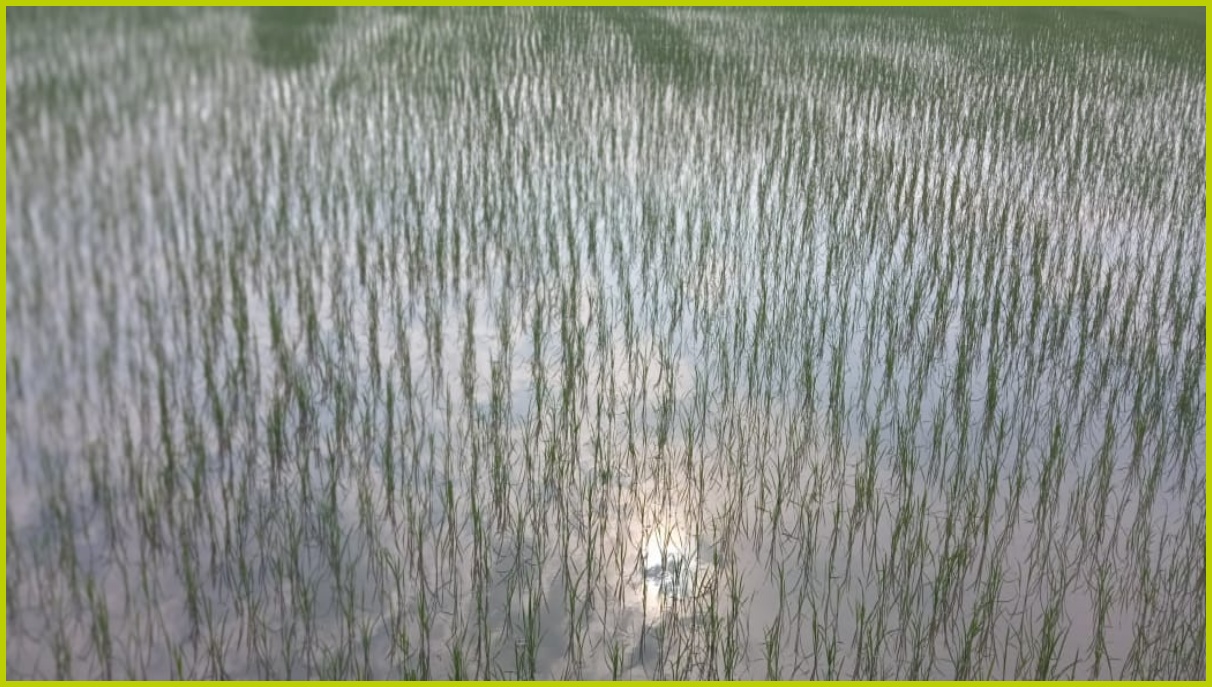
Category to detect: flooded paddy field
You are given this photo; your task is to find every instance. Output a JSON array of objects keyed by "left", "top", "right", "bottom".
[{"left": 5, "top": 7, "right": 1205, "bottom": 679}]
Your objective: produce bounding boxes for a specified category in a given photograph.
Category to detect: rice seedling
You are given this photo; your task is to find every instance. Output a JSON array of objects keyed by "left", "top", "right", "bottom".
[{"left": 5, "top": 5, "right": 1205, "bottom": 680}]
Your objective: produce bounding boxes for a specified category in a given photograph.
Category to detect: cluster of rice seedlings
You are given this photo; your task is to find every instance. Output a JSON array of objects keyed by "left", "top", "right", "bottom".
[{"left": 6, "top": 6, "right": 1204, "bottom": 680}]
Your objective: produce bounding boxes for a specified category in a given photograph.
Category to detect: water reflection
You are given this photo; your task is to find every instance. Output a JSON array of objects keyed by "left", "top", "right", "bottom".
[{"left": 5, "top": 6, "right": 1205, "bottom": 681}]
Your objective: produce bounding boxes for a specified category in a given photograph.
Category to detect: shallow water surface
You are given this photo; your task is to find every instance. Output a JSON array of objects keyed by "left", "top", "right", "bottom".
[{"left": 6, "top": 7, "right": 1205, "bottom": 679}]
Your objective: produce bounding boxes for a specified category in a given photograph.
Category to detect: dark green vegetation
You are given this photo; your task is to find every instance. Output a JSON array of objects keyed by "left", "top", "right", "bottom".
[{"left": 5, "top": 7, "right": 1205, "bottom": 679}]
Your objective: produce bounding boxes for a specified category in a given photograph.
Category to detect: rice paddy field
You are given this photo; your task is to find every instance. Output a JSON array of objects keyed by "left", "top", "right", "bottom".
[{"left": 5, "top": 6, "right": 1206, "bottom": 680}]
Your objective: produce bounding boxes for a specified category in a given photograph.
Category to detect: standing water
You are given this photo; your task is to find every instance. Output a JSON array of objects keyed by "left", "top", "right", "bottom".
[{"left": 6, "top": 7, "right": 1205, "bottom": 679}]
